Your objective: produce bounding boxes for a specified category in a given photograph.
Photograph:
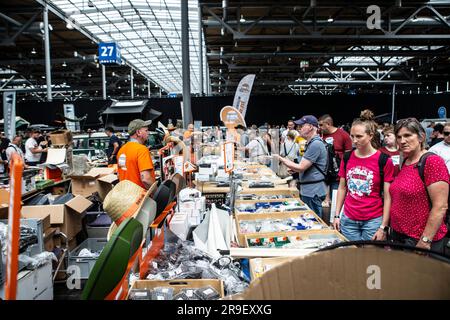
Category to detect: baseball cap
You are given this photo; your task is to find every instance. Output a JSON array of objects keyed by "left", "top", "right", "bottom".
[
  {"left": 294, "top": 115, "right": 319, "bottom": 127},
  {"left": 128, "top": 119, "right": 152, "bottom": 135}
]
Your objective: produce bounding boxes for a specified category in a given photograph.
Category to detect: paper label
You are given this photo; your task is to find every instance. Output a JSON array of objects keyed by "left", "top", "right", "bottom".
[
  {"left": 203, "top": 288, "right": 214, "bottom": 295},
  {"left": 134, "top": 292, "right": 148, "bottom": 297}
]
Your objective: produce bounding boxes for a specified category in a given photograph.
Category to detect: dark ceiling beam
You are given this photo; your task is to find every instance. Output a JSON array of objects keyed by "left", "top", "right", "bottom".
[
  {"left": 232, "top": 34, "right": 450, "bottom": 40},
  {"left": 207, "top": 49, "right": 450, "bottom": 58},
  {"left": 0, "top": 57, "right": 96, "bottom": 65},
  {"left": 203, "top": 18, "right": 448, "bottom": 28},
  {"left": 211, "top": 79, "right": 421, "bottom": 87}
]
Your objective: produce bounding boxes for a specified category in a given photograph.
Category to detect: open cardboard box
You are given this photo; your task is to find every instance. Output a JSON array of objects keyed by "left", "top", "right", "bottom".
[
  {"left": 232, "top": 247, "right": 450, "bottom": 300},
  {"left": 21, "top": 195, "right": 92, "bottom": 240},
  {"left": 128, "top": 279, "right": 225, "bottom": 300},
  {"left": 20, "top": 211, "right": 51, "bottom": 231},
  {"left": 70, "top": 168, "right": 117, "bottom": 199},
  {"left": 235, "top": 210, "right": 327, "bottom": 246},
  {"left": 244, "top": 229, "right": 346, "bottom": 248},
  {"left": 49, "top": 129, "right": 72, "bottom": 146}
]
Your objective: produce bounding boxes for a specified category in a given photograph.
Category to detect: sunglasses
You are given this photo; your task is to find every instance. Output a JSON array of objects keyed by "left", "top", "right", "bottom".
[{"left": 444, "top": 131, "right": 450, "bottom": 136}]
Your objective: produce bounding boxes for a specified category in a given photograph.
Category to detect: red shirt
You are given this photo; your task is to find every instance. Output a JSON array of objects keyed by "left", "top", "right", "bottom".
[
  {"left": 338, "top": 150, "right": 395, "bottom": 221},
  {"left": 379, "top": 147, "right": 401, "bottom": 177},
  {"left": 389, "top": 155, "right": 449, "bottom": 241},
  {"left": 322, "top": 128, "right": 353, "bottom": 161}
]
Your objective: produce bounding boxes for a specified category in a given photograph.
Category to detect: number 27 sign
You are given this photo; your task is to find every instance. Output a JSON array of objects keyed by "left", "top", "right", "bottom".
[{"left": 98, "top": 42, "right": 122, "bottom": 65}]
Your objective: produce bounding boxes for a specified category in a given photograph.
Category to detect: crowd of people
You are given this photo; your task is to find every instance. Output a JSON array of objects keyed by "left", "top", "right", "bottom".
[
  {"left": 1, "top": 113, "right": 448, "bottom": 254},
  {"left": 0, "top": 129, "right": 51, "bottom": 173},
  {"left": 265, "top": 111, "right": 449, "bottom": 253}
]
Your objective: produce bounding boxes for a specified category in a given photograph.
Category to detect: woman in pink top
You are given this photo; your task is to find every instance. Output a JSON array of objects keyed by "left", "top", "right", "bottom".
[
  {"left": 333, "top": 110, "right": 394, "bottom": 241},
  {"left": 389, "top": 118, "right": 449, "bottom": 252}
]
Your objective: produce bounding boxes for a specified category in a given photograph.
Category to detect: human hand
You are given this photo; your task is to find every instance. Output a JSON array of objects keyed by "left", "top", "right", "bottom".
[
  {"left": 416, "top": 239, "right": 431, "bottom": 251},
  {"left": 371, "top": 229, "right": 387, "bottom": 241},
  {"left": 333, "top": 218, "right": 340, "bottom": 231},
  {"left": 273, "top": 154, "right": 282, "bottom": 161}
]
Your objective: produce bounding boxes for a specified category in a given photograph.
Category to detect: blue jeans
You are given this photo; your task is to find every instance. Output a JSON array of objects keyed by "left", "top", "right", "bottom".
[
  {"left": 301, "top": 195, "right": 326, "bottom": 219},
  {"left": 340, "top": 212, "right": 382, "bottom": 241}
]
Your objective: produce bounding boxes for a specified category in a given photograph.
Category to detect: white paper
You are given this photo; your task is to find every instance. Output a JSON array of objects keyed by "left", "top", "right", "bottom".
[{"left": 45, "top": 148, "right": 66, "bottom": 165}]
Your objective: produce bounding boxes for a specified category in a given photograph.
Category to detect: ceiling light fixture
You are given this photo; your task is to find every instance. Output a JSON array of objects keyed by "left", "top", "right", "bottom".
[
  {"left": 31, "top": 48, "right": 36, "bottom": 54},
  {"left": 66, "top": 21, "right": 74, "bottom": 29},
  {"left": 240, "top": 15, "right": 246, "bottom": 23},
  {"left": 62, "top": 61, "right": 67, "bottom": 67},
  {"left": 327, "top": 17, "right": 334, "bottom": 22},
  {"left": 88, "top": 73, "right": 92, "bottom": 77}
]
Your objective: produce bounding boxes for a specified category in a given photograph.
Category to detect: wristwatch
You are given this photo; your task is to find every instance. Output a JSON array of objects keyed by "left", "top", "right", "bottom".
[
  {"left": 421, "top": 236, "right": 432, "bottom": 244},
  {"left": 379, "top": 225, "right": 389, "bottom": 233}
]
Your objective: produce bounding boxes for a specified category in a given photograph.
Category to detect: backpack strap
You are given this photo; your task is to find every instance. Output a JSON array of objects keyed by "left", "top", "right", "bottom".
[
  {"left": 343, "top": 150, "right": 353, "bottom": 179},
  {"left": 416, "top": 152, "right": 435, "bottom": 209},
  {"left": 378, "top": 152, "right": 389, "bottom": 197}
]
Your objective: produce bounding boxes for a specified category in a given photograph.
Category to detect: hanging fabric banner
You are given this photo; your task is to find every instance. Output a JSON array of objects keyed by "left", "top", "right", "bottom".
[{"left": 232, "top": 74, "right": 255, "bottom": 118}]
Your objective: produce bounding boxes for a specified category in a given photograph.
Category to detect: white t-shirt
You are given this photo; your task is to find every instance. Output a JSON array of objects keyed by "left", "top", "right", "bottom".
[
  {"left": 429, "top": 141, "right": 450, "bottom": 173},
  {"left": 25, "top": 137, "right": 41, "bottom": 162},
  {"left": 280, "top": 139, "right": 299, "bottom": 161},
  {"left": 6, "top": 143, "right": 24, "bottom": 162},
  {"left": 246, "top": 137, "right": 269, "bottom": 162}
]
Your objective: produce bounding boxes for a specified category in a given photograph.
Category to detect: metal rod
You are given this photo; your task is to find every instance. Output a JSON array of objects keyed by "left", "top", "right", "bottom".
[
  {"left": 391, "top": 84, "right": 396, "bottom": 124},
  {"left": 43, "top": 2, "right": 52, "bottom": 101},
  {"left": 159, "top": 87, "right": 162, "bottom": 98},
  {"left": 148, "top": 80, "right": 151, "bottom": 98},
  {"left": 102, "top": 64, "right": 106, "bottom": 100},
  {"left": 181, "top": 0, "right": 193, "bottom": 128},
  {"left": 198, "top": 3, "right": 204, "bottom": 95},
  {"left": 130, "top": 68, "right": 134, "bottom": 99}
]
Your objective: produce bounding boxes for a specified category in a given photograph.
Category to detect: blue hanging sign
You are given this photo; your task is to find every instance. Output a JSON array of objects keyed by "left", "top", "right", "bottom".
[
  {"left": 438, "top": 106, "right": 447, "bottom": 119},
  {"left": 98, "top": 42, "right": 122, "bottom": 65}
]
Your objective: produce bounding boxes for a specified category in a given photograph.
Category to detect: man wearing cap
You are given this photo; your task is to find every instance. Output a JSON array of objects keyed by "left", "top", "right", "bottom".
[
  {"left": 117, "top": 119, "right": 156, "bottom": 190},
  {"left": 274, "top": 115, "right": 328, "bottom": 218}
]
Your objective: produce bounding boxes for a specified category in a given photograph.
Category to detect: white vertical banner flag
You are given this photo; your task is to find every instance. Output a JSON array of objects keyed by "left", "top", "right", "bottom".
[
  {"left": 232, "top": 74, "right": 255, "bottom": 118},
  {"left": 3, "top": 91, "right": 16, "bottom": 140}
]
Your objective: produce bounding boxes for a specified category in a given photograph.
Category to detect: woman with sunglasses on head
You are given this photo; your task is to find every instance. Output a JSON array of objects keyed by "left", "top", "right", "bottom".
[
  {"left": 333, "top": 110, "right": 395, "bottom": 241},
  {"left": 389, "top": 118, "right": 449, "bottom": 252}
]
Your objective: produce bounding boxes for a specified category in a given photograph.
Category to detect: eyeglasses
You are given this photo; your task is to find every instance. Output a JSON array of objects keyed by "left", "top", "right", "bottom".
[
  {"left": 444, "top": 131, "right": 450, "bottom": 136},
  {"left": 397, "top": 117, "right": 419, "bottom": 124}
]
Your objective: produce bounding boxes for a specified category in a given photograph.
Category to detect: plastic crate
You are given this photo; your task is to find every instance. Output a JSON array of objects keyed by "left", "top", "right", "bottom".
[
  {"left": 85, "top": 212, "right": 111, "bottom": 239},
  {"left": 68, "top": 238, "right": 108, "bottom": 280}
]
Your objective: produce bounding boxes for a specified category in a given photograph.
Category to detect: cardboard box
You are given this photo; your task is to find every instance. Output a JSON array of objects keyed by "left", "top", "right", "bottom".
[
  {"left": 43, "top": 227, "right": 57, "bottom": 252},
  {"left": 21, "top": 195, "right": 92, "bottom": 240},
  {"left": 128, "top": 279, "right": 225, "bottom": 300},
  {"left": 97, "top": 174, "right": 118, "bottom": 200},
  {"left": 249, "top": 257, "right": 295, "bottom": 280},
  {"left": 244, "top": 229, "right": 346, "bottom": 248},
  {"left": 169, "top": 213, "right": 189, "bottom": 240},
  {"left": 235, "top": 210, "right": 327, "bottom": 246},
  {"left": 70, "top": 169, "right": 117, "bottom": 199},
  {"left": 21, "top": 212, "right": 51, "bottom": 231},
  {"left": 232, "top": 247, "right": 450, "bottom": 300},
  {"left": 49, "top": 129, "right": 72, "bottom": 146},
  {"left": 0, "top": 188, "right": 10, "bottom": 219}
]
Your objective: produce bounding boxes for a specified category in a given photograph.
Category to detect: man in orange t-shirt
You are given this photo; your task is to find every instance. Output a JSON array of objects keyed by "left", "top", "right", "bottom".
[{"left": 117, "top": 119, "right": 156, "bottom": 189}]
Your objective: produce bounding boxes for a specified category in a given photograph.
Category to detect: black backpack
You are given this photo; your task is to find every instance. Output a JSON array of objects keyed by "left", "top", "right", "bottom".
[
  {"left": 301, "top": 139, "right": 339, "bottom": 185},
  {"left": 343, "top": 150, "right": 389, "bottom": 197},
  {"left": 407, "top": 152, "right": 450, "bottom": 226}
]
